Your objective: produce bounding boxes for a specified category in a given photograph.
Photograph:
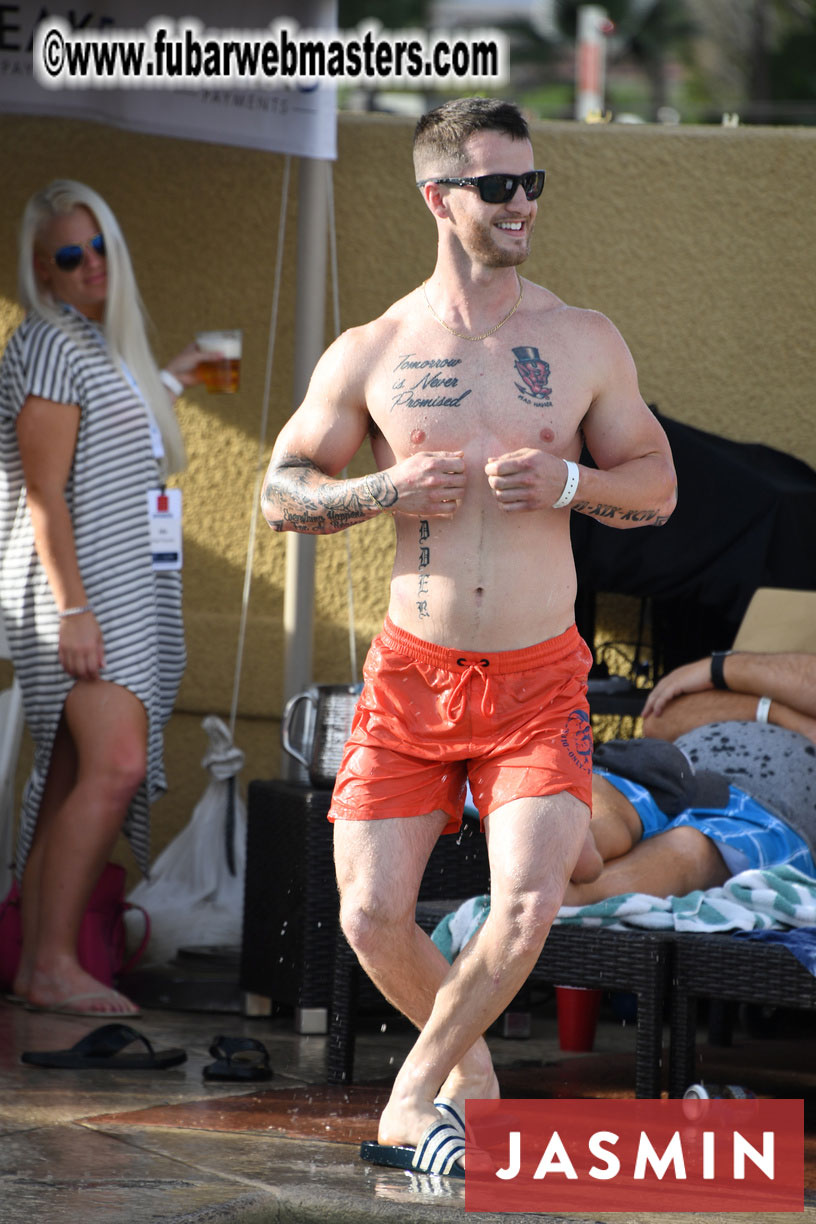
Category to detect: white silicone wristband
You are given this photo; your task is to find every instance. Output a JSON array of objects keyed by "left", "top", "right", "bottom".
[
  {"left": 160, "top": 369, "right": 184, "bottom": 397},
  {"left": 552, "top": 460, "right": 580, "bottom": 509},
  {"left": 755, "top": 695, "right": 772, "bottom": 723}
]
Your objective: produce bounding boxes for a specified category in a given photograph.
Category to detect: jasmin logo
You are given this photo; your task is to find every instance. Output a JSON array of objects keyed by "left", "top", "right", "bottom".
[{"left": 464, "top": 1099, "right": 803, "bottom": 1213}]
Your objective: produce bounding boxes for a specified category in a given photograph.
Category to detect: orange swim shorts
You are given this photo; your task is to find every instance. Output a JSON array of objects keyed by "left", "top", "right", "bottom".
[{"left": 328, "top": 617, "right": 593, "bottom": 832}]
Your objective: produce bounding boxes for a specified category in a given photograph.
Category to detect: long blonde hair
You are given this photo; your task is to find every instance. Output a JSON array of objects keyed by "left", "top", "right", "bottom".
[{"left": 19, "top": 179, "right": 186, "bottom": 473}]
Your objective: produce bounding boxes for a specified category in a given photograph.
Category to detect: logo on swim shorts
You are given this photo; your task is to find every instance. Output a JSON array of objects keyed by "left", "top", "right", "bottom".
[
  {"left": 512, "top": 345, "right": 552, "bottom": 401},
  {"left": 561, "top": 709, "right": 593, "bottom": 774}
]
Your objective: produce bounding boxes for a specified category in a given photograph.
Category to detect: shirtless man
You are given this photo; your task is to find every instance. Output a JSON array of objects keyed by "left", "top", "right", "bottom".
[{"left": 262, "top": 97, "right": 677, "bottom": 1177}]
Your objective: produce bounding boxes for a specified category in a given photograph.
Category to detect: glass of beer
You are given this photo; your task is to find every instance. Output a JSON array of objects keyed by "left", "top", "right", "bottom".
[{"left": 196, "top": 329, "right": 242, "bottom": 393}]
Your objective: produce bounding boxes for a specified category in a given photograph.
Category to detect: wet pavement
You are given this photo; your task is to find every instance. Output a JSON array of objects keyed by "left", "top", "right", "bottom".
[{"left": 2, "top": 978, "right": 816, "bottom": 1224}]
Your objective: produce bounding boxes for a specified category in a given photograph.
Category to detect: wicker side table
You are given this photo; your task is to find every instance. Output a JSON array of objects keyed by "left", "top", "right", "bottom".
[
  {"left": 669, "top": 932, "right": 816, "bottom": 1097},
  {"left": 240, "top": 780, "right": 335, "bottom": 1031}
]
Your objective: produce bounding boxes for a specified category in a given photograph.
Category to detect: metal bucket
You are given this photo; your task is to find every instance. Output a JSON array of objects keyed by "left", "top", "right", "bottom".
[{"left": 280, "top": 683, "right": 362, "bottom": 790}]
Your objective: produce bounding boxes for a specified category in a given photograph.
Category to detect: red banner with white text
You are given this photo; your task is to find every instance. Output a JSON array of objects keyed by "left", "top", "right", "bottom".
[{"left": 465, "top": 1098, "right": 803, "bottom": 1213}]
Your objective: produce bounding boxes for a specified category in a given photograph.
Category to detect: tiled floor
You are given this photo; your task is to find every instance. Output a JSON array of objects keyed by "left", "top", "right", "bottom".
[{"left": 2, "top": 982, "right": 816, "bottom": 1224}]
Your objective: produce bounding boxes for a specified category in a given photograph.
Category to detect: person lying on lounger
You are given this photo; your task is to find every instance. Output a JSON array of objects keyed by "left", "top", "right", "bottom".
[
  {"left": 565, "top": 719, "right": 816, "bottom": 906},
  {"left": 641, "top": 649, "right": 816, "bottom": 745}
]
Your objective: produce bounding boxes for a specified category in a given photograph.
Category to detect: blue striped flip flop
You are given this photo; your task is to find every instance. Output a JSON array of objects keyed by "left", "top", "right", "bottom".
[{"left": 360, "top": 1118, "right": 465, "bottom": 1177}]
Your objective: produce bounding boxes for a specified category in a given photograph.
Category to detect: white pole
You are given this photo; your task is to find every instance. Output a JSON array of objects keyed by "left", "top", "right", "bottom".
[
  {"left": 576, "top": 5, "right": 611, "bottom": 121},
  {"left": 282, "top": 155, "right": 330, "bottom": 778},
  {"left": 279, "top": 0, "right": 338, "bottom": 781}
]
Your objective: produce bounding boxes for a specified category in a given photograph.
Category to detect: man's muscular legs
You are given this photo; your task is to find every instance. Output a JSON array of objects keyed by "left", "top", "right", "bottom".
[
  {"left": 336, "top": 792, "right": 590, "bottom": 1157},
  {"left": 334, "top": 809, "right": 500, "bottom": 1119}
]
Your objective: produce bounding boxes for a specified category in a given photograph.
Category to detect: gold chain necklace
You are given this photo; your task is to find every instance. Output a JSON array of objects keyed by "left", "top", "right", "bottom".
[{"left": 422, "top": 277, "right": 523, "bottom": 341}]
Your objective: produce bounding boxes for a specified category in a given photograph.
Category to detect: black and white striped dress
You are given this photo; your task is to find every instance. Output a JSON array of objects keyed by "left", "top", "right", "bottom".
[{"left": 0, "top": 309, "right": 185, "bottom": 877}]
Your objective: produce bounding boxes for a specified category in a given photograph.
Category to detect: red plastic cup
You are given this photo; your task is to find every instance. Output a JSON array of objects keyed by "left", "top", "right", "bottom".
[{"left": 555, "top": 985, "right": 603, "bottom": 1052}]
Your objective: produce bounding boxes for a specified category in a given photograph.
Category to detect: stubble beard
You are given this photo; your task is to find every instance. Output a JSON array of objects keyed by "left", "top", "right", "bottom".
[{"left": 465, "top": 218, "right": 533, "bottom": 268}]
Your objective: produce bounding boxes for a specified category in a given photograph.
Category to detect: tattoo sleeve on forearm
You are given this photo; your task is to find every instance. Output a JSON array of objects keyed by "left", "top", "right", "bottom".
[
  {"left": 262, "top": 455, "right": 397, "bottom": 534},
  {"left": 572, "top": 499, "right": 670, "bottom": 526},
  {"left": 364, "top": 471, "right": 398, "bottom": 510}
]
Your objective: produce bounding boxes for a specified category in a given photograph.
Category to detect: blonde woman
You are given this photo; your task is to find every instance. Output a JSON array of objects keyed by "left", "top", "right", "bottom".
[{"left": 0, "top": 180, "right": 206, "bottom": 1016}]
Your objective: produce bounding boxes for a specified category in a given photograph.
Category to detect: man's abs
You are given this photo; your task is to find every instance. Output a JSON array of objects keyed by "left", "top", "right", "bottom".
[
  {"left": 366, "top": 295, "right": 591, "bottom": 649},
  {"left": 387, "top": 504, "right": 578, "bottom": 650}
]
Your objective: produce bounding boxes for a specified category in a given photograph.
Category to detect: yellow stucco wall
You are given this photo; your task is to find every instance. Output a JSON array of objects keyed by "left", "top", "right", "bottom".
[{"left": 1, "top": 111, "right": 814, "bottom": 870}]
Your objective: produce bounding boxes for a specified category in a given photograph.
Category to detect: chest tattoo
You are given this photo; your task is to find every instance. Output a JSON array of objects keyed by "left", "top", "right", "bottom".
[
  {"left": 391, "top": 353, "right": 472, "bottom": 411},
  {"left": 512, "top": 345, "right": 553, "bottom": 404}
]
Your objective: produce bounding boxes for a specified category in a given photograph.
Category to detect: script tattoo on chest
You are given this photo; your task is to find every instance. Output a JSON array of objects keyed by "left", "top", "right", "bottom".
[
  {"left": 391, "top": 354, "right": 472, "bottom": 412},
  {"left": 417, "top": 519, "right": 431, "bottom": 619},
  {"left": 512, "top": 345, "right": 553, "bottom": 405}
]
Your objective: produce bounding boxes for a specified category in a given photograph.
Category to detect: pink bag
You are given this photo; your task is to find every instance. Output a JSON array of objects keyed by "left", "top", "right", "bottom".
[{"left": 0, "top": 862, "right": 150, "bottom": 991}]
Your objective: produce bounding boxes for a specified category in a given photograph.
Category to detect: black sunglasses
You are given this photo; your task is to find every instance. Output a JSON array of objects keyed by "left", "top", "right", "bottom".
[
  {"left": 417, "top": 170, "right": 546, "bottom": 204},
  {"left": 51, "top": 233, "right": 106, "bottom": 272}
]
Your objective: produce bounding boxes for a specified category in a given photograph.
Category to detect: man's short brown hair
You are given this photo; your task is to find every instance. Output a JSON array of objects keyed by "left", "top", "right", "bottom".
[{"left": 413, "top": 97, "right": 530, "bottom": 181}]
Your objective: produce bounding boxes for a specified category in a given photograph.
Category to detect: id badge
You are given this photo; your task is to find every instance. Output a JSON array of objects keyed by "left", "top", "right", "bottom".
[{"left": 147, "top": 488, "right": 182, "bottom": 570}]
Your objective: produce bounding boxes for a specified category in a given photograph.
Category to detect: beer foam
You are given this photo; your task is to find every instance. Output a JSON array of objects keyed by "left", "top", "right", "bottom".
[{"left": 197, "top": 330, "right": 242, "bottom": 359}]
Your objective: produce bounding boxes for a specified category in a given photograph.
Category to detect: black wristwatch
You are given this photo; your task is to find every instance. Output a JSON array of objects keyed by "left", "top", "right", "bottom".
[{"left": 710, "top": 650, "right": 732, "bottom": 691}]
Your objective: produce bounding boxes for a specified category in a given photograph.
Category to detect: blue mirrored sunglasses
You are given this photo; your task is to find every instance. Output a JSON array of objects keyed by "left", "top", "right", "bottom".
[
  {"left": 51, "top": 233, "right": 106, "bottom": 272},
  {"left": 417, "top": 171, "right": 546, "bottom": 203}
]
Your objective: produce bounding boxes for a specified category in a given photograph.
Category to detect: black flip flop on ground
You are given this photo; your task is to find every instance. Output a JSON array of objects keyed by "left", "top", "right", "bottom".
[
  {"left": 203, "top": 1035, "right": 273, "bottom": 1082},
  {"left": 20, "top": 1023, "right": 187, "bottom": 1070}
]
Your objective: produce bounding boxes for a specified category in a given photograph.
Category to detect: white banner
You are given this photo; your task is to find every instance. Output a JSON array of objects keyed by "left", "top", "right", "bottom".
[{"left": 0, "top": 0, "right": 337, "bottom": 159}]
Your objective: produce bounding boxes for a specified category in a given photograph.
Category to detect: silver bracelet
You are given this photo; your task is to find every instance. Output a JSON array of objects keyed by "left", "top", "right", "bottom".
[
  {"left": 552, "top": 459, "right": 580, "bottom": 509},
  {"left": 59, "top": 604, "right": 92, "bottom": 619},
  {"left": 160, "top": 369, "right": 184, "bottom": 397},
  {"left": 755, "top": 695, "right": 772, "bottom": 723}
]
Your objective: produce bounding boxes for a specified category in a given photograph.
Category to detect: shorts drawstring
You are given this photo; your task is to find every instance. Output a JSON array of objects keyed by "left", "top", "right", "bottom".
[{"left": 445, "top": 662, "right": 495, "bottom": 723}]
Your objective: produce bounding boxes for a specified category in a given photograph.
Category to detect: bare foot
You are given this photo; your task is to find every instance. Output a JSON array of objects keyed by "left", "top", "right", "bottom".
[
  {"left": 378, "top": 1093, "right": 441, "bottom": 1148},
  {"left": 11, "top": 963, "right": 32, "bottom": 999},
  {"left": 375, "top": 1063, "right": 497, "bottom": 1171},
  {"left": 23, "top": 961, "right": 139, "bottom": 1015},
  {"left": 377, "top": 1090, "right": 466, "bottom": 1173}
]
